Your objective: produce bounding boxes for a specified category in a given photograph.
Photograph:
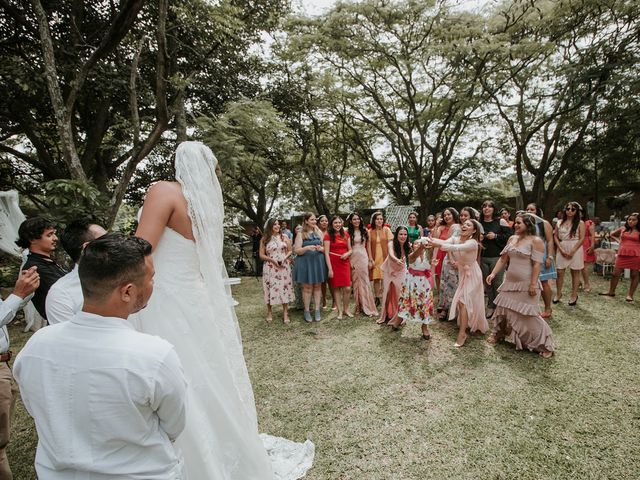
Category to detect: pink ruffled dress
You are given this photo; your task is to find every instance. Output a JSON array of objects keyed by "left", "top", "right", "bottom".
[
  {"left": 491, "top": 239, "right": 555, "bottom": 353},
  {"left": 440, "top": 239, "right": 488, "bottom": 333}
]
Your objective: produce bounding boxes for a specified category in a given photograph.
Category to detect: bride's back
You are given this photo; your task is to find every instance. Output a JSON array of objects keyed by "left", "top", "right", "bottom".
[{"left": 136, "top": 181, "right": 195, "bottom": 248}]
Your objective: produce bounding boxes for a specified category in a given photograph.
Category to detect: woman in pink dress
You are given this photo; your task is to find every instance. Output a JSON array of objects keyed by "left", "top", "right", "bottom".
[
  {"left": 324, "top": 216, "right": 352, "bottom": 320},
  {"left": 553, "top": 201, "right": 585, "bottom": 306},
  {"left": 260, "top": 218, "right": 295, "bottom": 324},
  {"left": 486, "top": 213, "right": 555, "bottom": 358},
  {"left": 347, "top": 212, "right": 377, "bottom": 317},
  {"left": 600, "top": 212, "right": 640, "bottom": 302},
  {"left": 317, "top": 214, "right": 333, "bottom": 309},
  {"left": 428, "top": 219, "right": 488, "bottom": 347},
  {"left": 378, "top": 226, "right": 410, "bottom": 325}
]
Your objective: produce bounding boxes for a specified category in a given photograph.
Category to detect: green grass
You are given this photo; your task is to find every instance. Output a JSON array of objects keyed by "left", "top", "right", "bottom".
[{"left": 6, "top": 274, "right": 640, "bottom": 479}]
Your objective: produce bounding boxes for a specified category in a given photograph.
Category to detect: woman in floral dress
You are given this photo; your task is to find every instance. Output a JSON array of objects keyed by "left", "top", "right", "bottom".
[
  {"left": 260, "top": 218, "right": 295, "bottom": 324},
  {"left": 394, "top": 239, "right": 434, "bottom": 339}
]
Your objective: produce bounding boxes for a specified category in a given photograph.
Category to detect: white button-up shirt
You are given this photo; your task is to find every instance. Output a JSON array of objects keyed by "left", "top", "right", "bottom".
[
  {"left": 0, "top": 293, "right": 30, "bottom": 353},
  {"left": 14, "top": 311, "right": 188, "bottom": 480},
  {"left": 45, "top": 265, "right": 82, "bottom": 324}
]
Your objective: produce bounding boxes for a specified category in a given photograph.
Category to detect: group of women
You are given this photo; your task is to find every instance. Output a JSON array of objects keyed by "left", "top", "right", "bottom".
[{"left": 258, "top": 202, "right": 640, "bottom": 359}]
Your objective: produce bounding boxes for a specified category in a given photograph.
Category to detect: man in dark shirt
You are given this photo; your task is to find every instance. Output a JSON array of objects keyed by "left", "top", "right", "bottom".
[
  {"left": 16, "top": 217, "right": 67, "bottom": 321},
  {"left": 480, "top": 201, "right": 512, "bottom": 317}
]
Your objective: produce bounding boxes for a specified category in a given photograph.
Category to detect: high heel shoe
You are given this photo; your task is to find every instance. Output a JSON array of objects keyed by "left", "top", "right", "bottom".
[
  {"left": 552, "top": 298, "right": 560, "bottom": 304},
  {"left": 568, "top": 296, "right": 578, "bottom": 306},
  {"left": 454, "top": 334, "right": 467, "bottom": 348}
]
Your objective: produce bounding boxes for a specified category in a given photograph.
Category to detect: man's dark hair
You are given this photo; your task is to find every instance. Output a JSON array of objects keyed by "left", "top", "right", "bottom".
[
  {"left": 78, "top": 233, "right": 152, "bottom": 301},
  {"left": 15, "top": 217, "right": 55, "bottom": 249},
  {"left": 61, "top": 219, "right": 101, "bottom": 263}
]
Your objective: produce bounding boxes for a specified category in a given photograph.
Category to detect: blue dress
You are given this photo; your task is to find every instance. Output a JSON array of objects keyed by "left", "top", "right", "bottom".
[
  {"left": 536, "top": 224, "right": 557, "bottom": 282},
  {"left": 293, "top": 232, "right": 327, "bottom": 284}
]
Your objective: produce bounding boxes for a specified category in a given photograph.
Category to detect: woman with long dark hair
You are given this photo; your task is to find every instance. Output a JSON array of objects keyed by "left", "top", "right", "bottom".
[
  {"left": 480, "top": 199, "right": 512, "bottom": 317},
  {"left": 324, "top": 216, "right": 352, "bottom": 320},
  {"left": 260, "top": 218, "right": 295, "bottom": 324},
  {"left": 406, "top": 211, "right": 423, "bottom": 245},
  {"left": 487, "top": 213, "right": 555, "bottom": 358},
  {"left": 435, "top": 207, "right": 460, "bottom": 320},
  {"left": 600, "top": 212, "right": 640, "bottom": 302},
  {"left": 293, "top": 212, "right": 327, "bottom": 322},
  {"left": 317, "top": 214, "right": 332, "bottom": 310},
  {"left": 347, "top": 213, "right": 377, "bottom": 317},
  {"left": 428, "top": 219, "right": 487, "bottom": 347},
  {"left": 525, "top": 203, "right": 556, "bottom": 318},
  {"left": 432, "top": 207, "right": 459, "bottom": 299},
  {"left": 379, "top": 226, "right": 410, "bottom": 325},
  {"left": 553, "top": 201, "right": 585, "bottom": 305},
  {"left": 369, "top": 211, "right": 393, "bottom": 304},
  {"left": 580, "top": 207, "right": 596, "bottom": 292}
]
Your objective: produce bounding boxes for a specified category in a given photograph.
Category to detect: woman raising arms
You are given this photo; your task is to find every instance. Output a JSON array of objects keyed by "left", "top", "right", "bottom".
[
  {"left": 486, "top": 213, "right": 555, "bottom": 358},
  {"left": 378, "top": 226, "right": 410, "bottom": 325},
  {"left": 347, "top": 213, "right": 377, "bottom": 317},
  {"left": 427, "top": 219, "right": 488, "bottom": 347},
  {"left": 260, "top": 218, "right": 295, "bottom": 324}
]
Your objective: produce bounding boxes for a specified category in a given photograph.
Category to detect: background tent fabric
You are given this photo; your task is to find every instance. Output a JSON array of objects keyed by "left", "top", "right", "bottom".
[
  {"left": 0, "top": 190, "right": 24, "bottom": 257},
  {"left": 0, "top": 190, "right": 46, "bottom": 331}
]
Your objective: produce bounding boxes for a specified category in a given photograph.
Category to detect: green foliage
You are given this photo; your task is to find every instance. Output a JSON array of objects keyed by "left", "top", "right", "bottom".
[{"left": 42, "top": 180, "right": 110, "bottom": 225}]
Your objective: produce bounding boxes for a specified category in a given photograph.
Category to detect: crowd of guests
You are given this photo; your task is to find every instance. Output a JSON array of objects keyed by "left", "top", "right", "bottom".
[{"left": 258, "top": 203, "right": 640, "bottom": 357}]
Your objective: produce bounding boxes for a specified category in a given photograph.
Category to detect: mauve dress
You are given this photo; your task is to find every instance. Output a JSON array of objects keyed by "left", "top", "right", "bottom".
[
  {"left": 350, "top": 230, "right": 378, "bottom": 316},
  {"left": 380, "top": 251, "right": 407, "bottom": 320},
  {"left": 440, "top": 239, "right": 488, "bottom": 333},
  {"left": 491, "top": 239, "right": 555, "bottom": 353}
]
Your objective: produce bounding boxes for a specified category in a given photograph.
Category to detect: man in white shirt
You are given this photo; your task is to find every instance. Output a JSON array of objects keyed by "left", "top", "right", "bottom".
[
  {"left": 45, "top": 219, "right": 107, "bottom": 324},
  {"left": 0, "top": 266, "right": 39, "bottom": 480},
  {"left": 14, "top": 234, "right": 187, "bottom": 480}
]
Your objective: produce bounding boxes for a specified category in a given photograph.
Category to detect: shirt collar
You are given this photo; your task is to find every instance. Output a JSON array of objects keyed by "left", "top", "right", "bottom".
[
  {"left": 28, "top": 251, "right": 55, "bottom": 262},
  {"left": 71, "top": 311, "right": 136, "bottom": 331}
]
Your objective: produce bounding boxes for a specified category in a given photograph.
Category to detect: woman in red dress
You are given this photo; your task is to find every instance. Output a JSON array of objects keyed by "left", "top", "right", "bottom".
[
  {"left": 600, "top": 213, "right": 640, "bottom": 302},
  {"left": 580, "top": 208, "right": 596, "bottom": 292},
  {"left": 324, "top": 216, "right": 352, "bottom": 319}
]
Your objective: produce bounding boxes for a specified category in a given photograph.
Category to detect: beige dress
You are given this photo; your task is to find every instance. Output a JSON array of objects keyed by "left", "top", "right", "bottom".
[
  {"left": 351, "top": 231, "right": 378, "bottom": 316},
  {"left": 491, "top": 239, "right": 555, "bottom": 353},
  {"left": 555, "top": 222, "right": 584, "bottom": 270}
]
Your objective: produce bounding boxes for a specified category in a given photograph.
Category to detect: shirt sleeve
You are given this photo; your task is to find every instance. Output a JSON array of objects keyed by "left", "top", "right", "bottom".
[
  {"left": 153, "top": 347, "right": 188, "bottom": 442},
  {"left": 0, "top": 294, "right": 25, "bottom": 328},
  {"left": 45, "top": 288, "right": 73, "bottom": 325}
]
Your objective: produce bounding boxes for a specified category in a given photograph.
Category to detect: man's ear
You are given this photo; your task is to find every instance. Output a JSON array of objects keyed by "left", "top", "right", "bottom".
[{"left": 120, "top": 282, "right": 135, "bottom": 304}]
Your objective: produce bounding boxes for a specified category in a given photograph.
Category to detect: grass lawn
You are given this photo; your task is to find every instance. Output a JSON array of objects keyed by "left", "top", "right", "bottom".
[{"left": 6, "top": 273, "right": 640, "bottom": 479}]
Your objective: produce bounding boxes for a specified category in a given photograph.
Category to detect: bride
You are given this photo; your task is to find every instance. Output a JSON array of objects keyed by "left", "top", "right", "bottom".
[{"left": 134, "top": 141, "right": 314, "bottom": 479}]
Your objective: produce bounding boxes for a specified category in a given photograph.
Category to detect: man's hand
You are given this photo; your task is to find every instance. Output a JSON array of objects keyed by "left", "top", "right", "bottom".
[{"left": 13, "top": 266, "right": 40, "bottom": 299}]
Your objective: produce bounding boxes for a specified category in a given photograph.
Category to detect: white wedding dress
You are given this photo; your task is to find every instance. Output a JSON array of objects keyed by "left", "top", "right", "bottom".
[{"left": 133, "top": 142, "right": 314, "bottom": 479}]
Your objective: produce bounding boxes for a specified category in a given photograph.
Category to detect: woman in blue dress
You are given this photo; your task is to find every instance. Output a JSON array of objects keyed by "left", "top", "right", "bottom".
[
  {"left": 293, "top": 212, "right": 327, "bottom": 322},
  {"left": 526, "top": 203, "right": 557, "bottom": 318}
]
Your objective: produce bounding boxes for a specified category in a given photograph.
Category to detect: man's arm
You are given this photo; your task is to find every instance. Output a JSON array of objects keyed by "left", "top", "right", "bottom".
[
  {"left": 153, "top": 347, "right": 188, "bottom": 442},
  {"left": 45, "top": 282, "right": 75, "bottom": 324},
  {"left": 1, "top": 267, "right": 39, "bottom": 327}
]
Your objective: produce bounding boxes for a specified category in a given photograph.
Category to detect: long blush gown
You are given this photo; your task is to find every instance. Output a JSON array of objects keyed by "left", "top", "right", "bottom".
[
  {"left": 491, "top": 239, "right": 555, "bottom": 353},
  {"left": 440, "top": 239, "right": 488, "bottom": 333},
  {"left": 379, "top": 251, "right": 407, "bottom": 321},
  {"left": 350, "top": 230, "right": 377, "bottom": 316}
]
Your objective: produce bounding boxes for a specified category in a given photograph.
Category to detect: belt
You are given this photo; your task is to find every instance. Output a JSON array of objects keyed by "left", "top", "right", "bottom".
[
  {"left": 0, "top": 351, "right": 12, "bottom": 363},
  {"left": 408, "top": 267, "right": 432, "bottom": 278}
]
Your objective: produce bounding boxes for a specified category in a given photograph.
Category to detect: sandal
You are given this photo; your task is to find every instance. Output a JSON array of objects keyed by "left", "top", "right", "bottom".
[
  {"left": 540, "top": 311, "right": 552, "bottom": 319},
  {"left": 598, "top": 292, "right": 615, "bottom": 297}
]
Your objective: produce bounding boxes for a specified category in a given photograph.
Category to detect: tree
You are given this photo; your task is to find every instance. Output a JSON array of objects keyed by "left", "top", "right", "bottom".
[
  {"left": 287, "top": 0, "right": 493, "bottom": 218},
  {"left": 0, "top": 0, "right": 289, "bottom": 224},
  {"left": 198, "top": 98, "right": 297, "bottom": 227},
  {"left": 479, "top": 0, "right": 640, "bottom": 211}
]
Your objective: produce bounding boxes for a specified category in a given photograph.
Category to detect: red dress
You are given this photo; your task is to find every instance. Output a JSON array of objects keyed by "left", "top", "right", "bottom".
[
  {"left": 325, "top": 232, "right": 351, "bottom": 288},
  {"left": 615, "top": 229, "right": 640, "bottom": 270},
  {"left": 434, "top": 225, "right": 450, "bottom": 276},
  {"left": 582, "top": 219, "right": 596, "bottom": 263}
]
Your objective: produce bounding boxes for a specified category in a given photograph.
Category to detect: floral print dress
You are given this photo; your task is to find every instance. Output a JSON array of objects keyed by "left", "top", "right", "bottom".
[
  {"left": 262, "top": 235, "right": 295, "bottom": 305},
  {"left": 398, "top": 253, "right": 434, "bottom": 325}
]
